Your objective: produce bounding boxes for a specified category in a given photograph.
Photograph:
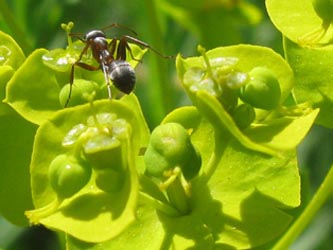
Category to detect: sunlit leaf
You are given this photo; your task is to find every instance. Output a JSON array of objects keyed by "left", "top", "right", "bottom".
[
  {"left": 266, "top": 0, "right": 333, "bottom": 45},
  {"left": 0, "top": 30, "right": 25, "bottom": 69},
  {"left": 4, "top": 49, "right": 61, "bottom": 124},
  {"left": 0, "top": 113, "right": 36, "bottom": 225},
  {"left": 284, "top": 37, "right": 333, "bottom": 127}
]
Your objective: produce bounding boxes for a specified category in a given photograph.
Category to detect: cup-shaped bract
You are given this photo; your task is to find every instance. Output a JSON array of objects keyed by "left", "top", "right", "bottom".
[{"left": 27, "top": 94, "right": 149, "bottom": 243}]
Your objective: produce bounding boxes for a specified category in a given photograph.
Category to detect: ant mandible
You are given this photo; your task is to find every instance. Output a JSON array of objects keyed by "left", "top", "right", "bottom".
[{"left": 65, "top": 23, "right": 170, "bottom": 107}]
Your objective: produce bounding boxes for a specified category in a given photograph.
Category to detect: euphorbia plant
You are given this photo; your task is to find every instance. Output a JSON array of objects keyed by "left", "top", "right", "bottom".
[{"left": 0, "top": 2, "right": 332, "bottom": 247}]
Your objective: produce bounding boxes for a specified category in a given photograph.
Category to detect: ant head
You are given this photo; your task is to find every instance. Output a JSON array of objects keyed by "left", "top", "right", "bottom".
[{"left": 84, "top": 30, "right": 106, "bottom": 42}]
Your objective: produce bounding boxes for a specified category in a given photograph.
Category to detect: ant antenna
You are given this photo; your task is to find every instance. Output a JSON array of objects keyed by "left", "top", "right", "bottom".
[{"left": 101, "top": 23, "right": 138, "bottom": 36}]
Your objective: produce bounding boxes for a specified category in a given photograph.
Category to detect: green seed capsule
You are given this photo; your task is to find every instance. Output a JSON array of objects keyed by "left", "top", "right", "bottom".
[
  {"left": 312, "top": 0, "right": 333, "bottom": 22},
  {"left": 48, "top": 154, "right": 91, "bottom": 199},
  {"left": 239, "top": 67, "right": 281, "bottom": 110},
  {"left": 59, "top": 79, "right": 99, "bottom": 107},
  {"left": 144, "top": 123, "right": 201, "bottom": 180}
]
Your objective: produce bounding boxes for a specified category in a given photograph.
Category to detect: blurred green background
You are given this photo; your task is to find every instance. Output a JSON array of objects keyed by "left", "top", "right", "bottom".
[{"left": 0, "top": 0, "right": 332, "bottom": 249}]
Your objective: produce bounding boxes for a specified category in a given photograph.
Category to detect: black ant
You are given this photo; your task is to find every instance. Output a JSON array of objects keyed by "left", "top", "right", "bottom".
[{"left": 65, "top": 23, "right": 171, "bottom": 107}]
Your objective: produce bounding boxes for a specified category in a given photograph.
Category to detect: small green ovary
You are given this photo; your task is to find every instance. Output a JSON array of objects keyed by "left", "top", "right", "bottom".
[
  {"left": 312, "top": 0, "right": 333, "bottom": 23},
  {"left": 232, "top": 103, "right": 256, "bottom": 129},
  {"left": 239, "top": 67, "right": 281, "bottom": 110},
  {"left": 48, "top": 154, "right": 91, "bottom": 199}
]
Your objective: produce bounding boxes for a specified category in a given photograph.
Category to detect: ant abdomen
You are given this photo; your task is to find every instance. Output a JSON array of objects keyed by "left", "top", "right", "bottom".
[{"left": 109, "top": 60, "right": 136, "bottom": 94}]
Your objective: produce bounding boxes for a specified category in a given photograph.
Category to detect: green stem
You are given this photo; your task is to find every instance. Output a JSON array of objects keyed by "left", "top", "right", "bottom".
[
  {"left": 273, "top": 164, "right": 333, "bottom": 250},
  {"left": 143, "top": 0, "right": 171, "bottom": 126},
  {"left": 166, "top": 176, "right": 189, "bottom": 214},
  {"left": 198, "top": 45, "right": 214, "bottom": 79},
  {"left": 202, "top": 129, "right": 229, "bottom": 182},
  {"left": 61, "top": 22, "right": 74, "bottom": 49},
  {"left": 0, "top": 0, "right": 33, "bottom": 54}
]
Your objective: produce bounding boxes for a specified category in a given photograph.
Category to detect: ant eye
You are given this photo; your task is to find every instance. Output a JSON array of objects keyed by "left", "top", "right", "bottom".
[{"left": 109, "top": 60, "right": 136, "bottom": 94}]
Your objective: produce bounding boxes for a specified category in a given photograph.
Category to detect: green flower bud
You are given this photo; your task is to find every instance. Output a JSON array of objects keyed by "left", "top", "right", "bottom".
[
  {"left": 312, "top": 0, "right": 333, "bottom": 22},
  {"left": 144, "top": 123, "right": 201, "bottom": 180},
  {"left": 59, "top": 79, "right": 99, "bottom": 107},
  {"left": 232, "top": 104, "right": 256, "bottom": 129},
  {"left": 48, "top": 154, "right": 91, "bottom": 199},
  {"left": 239, "top": 67, "right": 281, "bottom": 110}
]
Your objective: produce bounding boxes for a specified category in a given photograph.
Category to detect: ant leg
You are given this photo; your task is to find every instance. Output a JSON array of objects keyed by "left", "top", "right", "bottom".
[
  {"left": 108, "top": 39, "right": 117, "bottom": 57},
  {"left": 75, "top": 62, "right": 100, "bottom": 71},
  {"left": 65, "top": 43, "right": 93, "bottom": 107},
  {"left": 123, "top": 35, "right": 174, "bottom": 59},
  {"left": 65, "top": 62, "right": 100, "bottom": 107},
  {"left": 77, "top": 61, "right": 112, "bottom": 100},
  {"left": 117, "top": 37, "right": 128, "bottom": 61},
  {"left": 116, "top": 36, "right": 142, "bottom": 62},
  {"left": 65, "top": 64, "right": 76, "bottom": 107},
  {"left": 101, "top": 63, "right": 112, "bottom": 99}
]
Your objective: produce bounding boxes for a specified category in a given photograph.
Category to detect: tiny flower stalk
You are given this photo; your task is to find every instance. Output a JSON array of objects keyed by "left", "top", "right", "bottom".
[
  {"left": 61, "top": 22, "right": 75, "bottom": 49},
  {"left": 197, "top": 45, "right": 214, "bottom": 80},
  {"left": 160, "top": 167, "right": 191, "bottom": 215}
]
